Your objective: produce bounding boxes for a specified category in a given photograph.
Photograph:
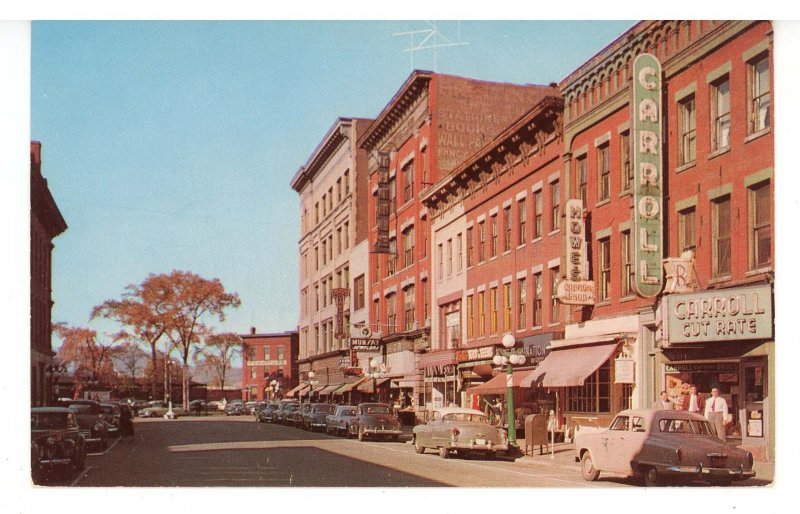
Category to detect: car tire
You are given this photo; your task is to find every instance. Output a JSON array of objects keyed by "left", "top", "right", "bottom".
[
  {"left": 642, "top": 466, "right": 660, "bottom": 487},
  {"left": 580, "top": 452, "right": 600, "bottom": 481},
  {"left": 413, "top": 438, "right": 425, "bottom": 454},
  {"left": 438, "top": 446, "right": 450, "bottom": 459}
]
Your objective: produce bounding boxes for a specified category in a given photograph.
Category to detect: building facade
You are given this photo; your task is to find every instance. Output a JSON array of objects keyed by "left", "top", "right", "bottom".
[
  {"left": 30, "top": 141, "right": 68, "bottom": 406},
  {"left": 290, "top": 117, "right": 373, "bottom": 399},
  {"left": 240, "top": 329, "right": 299, "bottom": 401},
  {"left": 358, "top": 71, "right": 557, "bottom": 416}
]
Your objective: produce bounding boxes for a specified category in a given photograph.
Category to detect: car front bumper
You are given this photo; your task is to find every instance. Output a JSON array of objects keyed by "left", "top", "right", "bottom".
[
  {"left": 38, "top": 457, "right": 72, "bottom": 468},
  {"left": 447, "top": 440, "right": 509, "bottom": 452}
]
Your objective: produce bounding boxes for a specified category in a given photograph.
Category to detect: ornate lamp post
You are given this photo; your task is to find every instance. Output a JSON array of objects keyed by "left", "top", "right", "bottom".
[
  {"left": 301, "top": 371, "right": 318, "bottom": 403},
  {"left": 366, "top": 359, "right": 384, "bottom": 403},
  {"left": 44, "top": 359, "right": 68, "bottom": 404},
  {"left": 269, "top": 379, "right": 281, "bottom": 400},
  {"left": 492, "top": 333, "right": 525, "bottom": 452}
]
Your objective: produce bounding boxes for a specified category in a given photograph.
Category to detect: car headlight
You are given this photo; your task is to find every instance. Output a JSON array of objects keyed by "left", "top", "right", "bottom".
[
  {"left": 94, "top": 422, "right": 103, "bottom": 432},
  {"left": 46, "top": 437, "right": 56, "bottom": 446}
]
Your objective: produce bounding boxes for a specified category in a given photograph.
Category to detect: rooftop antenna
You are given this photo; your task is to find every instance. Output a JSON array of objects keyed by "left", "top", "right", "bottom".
[{"left": 394, "top": 21, "right": 469, "bottom": 71}]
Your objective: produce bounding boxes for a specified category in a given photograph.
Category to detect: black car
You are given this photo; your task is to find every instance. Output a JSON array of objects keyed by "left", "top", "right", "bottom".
[
  {"left": 255, "top": 402, "right": 278, "bottom": 423},
  {"left": 302, "top": 403, "right": 337, "bottom": 432},
  {"left": 56, "top": 399, "right": 111, "bottom": 450},
  {"left": 276, "top": 402, "right": 300, "bottom": 425},
  {"left": 225, "top": 402, "right": 246, "bottom": 416},
  {"left": 99, "top": 403, "right": 121, "bottom": 437},
  {"left": 31, "top": 407, "right": 87, "bottom": 482}
]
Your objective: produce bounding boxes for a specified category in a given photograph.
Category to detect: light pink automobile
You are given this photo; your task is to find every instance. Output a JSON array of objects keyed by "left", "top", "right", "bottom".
[{"left": 574, "top": 408, "right": 755, "bottom": 486}]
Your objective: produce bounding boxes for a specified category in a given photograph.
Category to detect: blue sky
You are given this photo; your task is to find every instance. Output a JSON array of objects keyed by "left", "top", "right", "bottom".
[{"left": 30, "top": 20, "right": 636, "bottom": 339}]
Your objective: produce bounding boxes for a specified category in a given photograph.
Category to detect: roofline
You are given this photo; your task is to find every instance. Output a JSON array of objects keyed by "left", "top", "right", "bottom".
[
  {"left": 241, "top": 330, "right": 299, "bottom": 340},
  {"left": 290, "top": 117, "right": 355, "bottom": 192}
]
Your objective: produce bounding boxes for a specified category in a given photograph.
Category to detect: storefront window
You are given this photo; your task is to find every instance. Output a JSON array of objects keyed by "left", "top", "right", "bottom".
[{"left": 566, "top": 360, "right": 611, "bottom": 413}]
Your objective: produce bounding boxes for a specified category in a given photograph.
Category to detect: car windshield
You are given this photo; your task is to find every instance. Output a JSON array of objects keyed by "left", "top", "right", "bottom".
[
  {"left": 365, "top": 406, "right": 390, "bottom": 414},
  {"left": 32, "top": 412, "right": 68, "bottom": 430},
  {"left": 658, "top": 418, "right": 715, "bottom": 435},
  {"left": 315, "top": 405, "right": 336, "bottom": 414},
  {"left": 442, "top": 412, "right": 488, "bottom": 423},
  {"left": 340, "top": 408, "right": 356, "bottom": 416}
]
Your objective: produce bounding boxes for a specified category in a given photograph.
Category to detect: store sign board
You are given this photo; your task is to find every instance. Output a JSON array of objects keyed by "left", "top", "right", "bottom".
[
  {"left": 615, "top": 358, "right": 635, "bottom": 384},
  {"left": 663, "top": 253, "right": 698, "bottom": 294},
  {"left": 558, "top": 199, "right": 595, "bottom": 305},
  {"left": 665, "top": 285, "right": 772, "bottom": 343},
  {"left": 556, "top": 280, "right": 596, "bottom": 306},
  {"left": 455, "top": 345, "right": 495, "bottom": 363},
  {"left": 632, "top": 53, "right": 664, "bottom": 298},
  {"left": 665, "top": 362, "right": 739, "bottom": 373},
  {"left": 373, "top": 151, "right": 392, "bottom": 254},
  {"left": 350, "top": 338, "right": 381, "bottom": 351},
  {"left": 246, "top": 360, "right": 287, "bottom": 366}
]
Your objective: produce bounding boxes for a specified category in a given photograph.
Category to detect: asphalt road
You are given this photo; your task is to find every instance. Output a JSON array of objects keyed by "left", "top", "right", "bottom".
[{"left": 72, "top": 415, "right": 625, "bottom": 488}]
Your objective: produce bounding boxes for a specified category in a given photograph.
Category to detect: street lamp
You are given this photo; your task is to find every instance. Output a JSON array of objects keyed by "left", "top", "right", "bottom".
[
  {"left": 301, "top": 371, "right": 318, "bottom": 403},
  {"left": 44, "top": 359, "right": 68, "bottom": 404},
  {"left": 165, "top": 360, "right": 175, "bottom": 420},
  {"left": 493, "top": 333, "right": 525, "bottom": 452},
  {"left": 366, "top": 359, "right": 384, "bottom": 402},
  {"left": 270, "top": 379, "right": 281, "bottom": 400}
]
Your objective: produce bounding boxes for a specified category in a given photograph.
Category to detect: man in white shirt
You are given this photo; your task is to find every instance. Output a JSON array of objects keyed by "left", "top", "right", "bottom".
[
  {"left": 704, "top": 387, "right": 729, "bottom": 441},
  {"left": 687, "top": 385, "right": 705, "bottom": 415}
]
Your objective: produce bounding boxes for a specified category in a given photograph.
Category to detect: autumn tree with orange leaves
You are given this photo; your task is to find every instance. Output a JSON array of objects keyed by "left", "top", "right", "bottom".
[{"left": 53, "top": 322, "right": 119, "bottom": 399}]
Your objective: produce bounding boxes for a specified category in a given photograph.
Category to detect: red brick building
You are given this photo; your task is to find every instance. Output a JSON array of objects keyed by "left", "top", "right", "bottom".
[
  {"left": 240, "top": 329, "right": 299, "bottom": 401},
  {"left": 30, "top": 141, "right": 67, "bottom": 406},
  {"left": 358, "top": 71, "right": 557, "bottom": 413}
]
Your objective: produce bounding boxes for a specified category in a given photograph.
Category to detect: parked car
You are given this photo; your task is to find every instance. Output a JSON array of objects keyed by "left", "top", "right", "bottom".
[
  {"left": 276, "top": 402, "right": 300, "bottom": 425},
  {"left": 188, "top": 399, "right": 211, "bottom": 414},
  {"left": 138, "top": 403, "right": 188, "bottom": 418},
  {"left": 354, "top": 403, "right": 402, "bottom": 442},
  {"left": 302, "top": 403, "right": 337, "bottom": 431},
  {"left": 574, "top": 408, "right": 756, "bottom": 486},
  {"left": 99, "top": 403, "right": 121, "bottom": 437},
  {"left": 225, "top": 402, "right": 246, "bottom": 416},
  {"left": 256, "top": 402, "right": 279, "bottom": 423},
  {"left": 292, "top": 403, "right": 311, "bottom": 427},
  {"left": 56, "top": 399, "right": 110, "bottom": 450},
  {"left": 207, "top": 400, "right": 225, "bottom": 411},
  {"left": 412, "top": 407, "right": 509, "bottom": 459},
  {"left": 129, "top": 400, "right": 149, "bottom": 417},
  {"left": 326, "top": 405, "right": 358, "bottom": 437},
  {"left": 245, "top": 401, "right": 258, "bottom": 415},
  {"left": 31, "top": 407, "right": 87, "bottom": 482}
]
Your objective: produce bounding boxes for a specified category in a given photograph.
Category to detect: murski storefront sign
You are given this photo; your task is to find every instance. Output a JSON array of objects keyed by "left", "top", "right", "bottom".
[
  {"left": 557, "top": 198, "right": 595, "bottom": 305},
  {"left": 632, "top": 53, "right": 664, "bottom": 297}
]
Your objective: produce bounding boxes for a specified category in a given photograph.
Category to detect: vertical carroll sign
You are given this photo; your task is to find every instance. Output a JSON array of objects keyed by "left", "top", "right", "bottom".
[
  {"left": 373, "top": 151, "right": 392, "bottom": 254},
  {"left": 632, "top": 53, "right": 664, "bottom": 297}
]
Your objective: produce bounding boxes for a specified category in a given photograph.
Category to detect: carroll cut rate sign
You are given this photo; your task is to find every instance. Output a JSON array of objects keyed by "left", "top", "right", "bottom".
[{"left": 632, "top": 53, "right": 664, "bottom": 298}]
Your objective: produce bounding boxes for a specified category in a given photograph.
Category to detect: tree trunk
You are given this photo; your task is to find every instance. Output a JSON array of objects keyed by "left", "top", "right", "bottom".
[
  {"left": 182, "top": 364, "right": 189, "bottom": 410},
  {"left": 149, "top": 343, "right": 158, "bottom": 400}
]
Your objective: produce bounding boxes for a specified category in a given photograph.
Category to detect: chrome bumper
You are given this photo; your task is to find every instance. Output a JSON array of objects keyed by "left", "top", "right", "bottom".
[
  {"left": 39, "top": 458, "right": 72, "bottom": 468},
  {"left": 664, "top": 464, "right": 756, "bottom": 480},
  {"left": 363, "top": 428, "right": 402, "bottom": 436},
  {"left": 448, "top": 441, "right": 509, "bottom": 452}
]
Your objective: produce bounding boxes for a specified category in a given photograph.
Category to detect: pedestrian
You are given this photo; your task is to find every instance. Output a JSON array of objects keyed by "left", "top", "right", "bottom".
[
  {"left": 704, "top": 387, "right": 729, "bottom": 441},
  {"left": 652, "top": 390, "right": 675, "bottom": 409},
  {"left": 119, "top": 403, "right": 134, "bottom": 438},
  {"left": 687, "top": 385, "right": 705, "bottom": 415}
]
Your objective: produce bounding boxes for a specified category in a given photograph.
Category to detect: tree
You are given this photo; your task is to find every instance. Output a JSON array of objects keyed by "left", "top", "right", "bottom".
[
  {"left": 196, "top": 332, "right": 243, "bottom": 392},
  {"left": 112, "top": 339, "right": 148, "bottom": 398},
  {"left": 142, "top": 271, "right": 241, "bottom": 409},
  {"left": 53, "top": 323, "right": 119, "bottom": 399},
  {"left": 91, "top": 297, "right": 167, "bottom": 400}
]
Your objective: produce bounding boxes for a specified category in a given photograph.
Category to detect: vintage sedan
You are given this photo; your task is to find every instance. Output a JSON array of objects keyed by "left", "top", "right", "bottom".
[
  {"left": 302, "top": 403, "right": 337, "bottom": 432},
  {"left": 256, "top": 402, "right": 279, "bottom": 423},
  {"left": 412, "top": 407, "right": 509, "bottom": 459},
  {"left": 99, "top": 403, "right": 121, "bottom": 436},
  {"left": 31, "top": 407, "right": 87, "bottom": 482},
  {"left": 275, "top": 402, "right": 300, "bottom": 425},
  {"left": 354, "top": 403, "right": 402, "bottom": 442},
  {"left": 138, "top": 403, "right": 188, "bottom": 418},
  {"left": 326, "top": 405, "right": 358, "bottom": 437},
  {"left": 575, "top": 408, "right": 755, "bottom": 486},
  {"left": 56, "top": 399, "right": 111, "bottom": 450}
]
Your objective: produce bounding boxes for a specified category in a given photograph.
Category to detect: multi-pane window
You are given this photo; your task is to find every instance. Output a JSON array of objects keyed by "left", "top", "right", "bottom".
[
  {"left": 314, "top": 284, "right": 319, "bottom": 311},
  {"left": 503, "top": 284, "right": 512, "bottom": 331},
  {"left": 403, "top": 227, "right": 415, "bottom": 268},
  {"left": 621, "top": 230, "right": 634, "bottom": 297},
  {"left": 386, "top": 294, "right": 397, "bottom": 335},
  {"left": 598, "top": 237, "right": 611, "bottom": 301},
  {"left": 490, "top": 287, "right": 498, "bottom": 334},
  {"left": 532, "top": 273, "right": 543, "bottom": 327},
  {"left": 389, "top": 176, "right": 397, "bottom": 212},
  {"left": 597, "top": 144, "right": 610, "bottom": 202},
  {"left": 504, "top": 206, "right": 512, "bottom": 252},
  {"left": 490, "top": 215, "right": 498, "bottom": 258},
  {"left": 748, "top": 55, "right": 770, "bottom": 134},
  {"left": 551, "top": 181, "right": 561, "bottom": 231},
  {"left": 712, "top": 196, "right": 732, "bottom": 277},
  {"left": 422, "top": 279, "right": 430, "bottom": 322},
  {"left": 620, "top": 131, "right": 632, "bottom": 191},
  {"left": 336, "top": 178, "right": 342, "bottom": 203},
  {"left": 314, "top": 246, "right": 319, "bottom": 271},
  {"left": 678, "top": 96, "right": 696, "bottom": 165},
  {"left": 711, "top": 77, "right": 731, "bottom": 151},
  {"left": 437, "top": 243, "right": 444, "bottom": 280},
  {"left": 478, "top": 221, "right": 486, "bottom": 263},
  {"left": 373, "top": 300, "right": 380, "bottom": 332},
  {"left": 678, "top": 207, "right": 696, "bottom": 254},
  {"left": 750, "top": 181, "right": 772, "bottom": 269},
  {"left": 354, "top": 275, "right": 365, "bottom": 310},
  {"left": 518, "top": 200, "right": 527, "bottom": 244},
  {"left": 466, "top": 294, "right": 474, "bottom": 338},
  {"left": 550, "top": 267, "right": 560, "bottom": 323},
  {"left": 466, "top": 227, "right": 474, "bottom": 267},
  {"left": 447, "top": 238, "right": 453, "bottom": 277},
  {"left": 477, "top": 291, "right": 485, "bottom": 336},
  {"left": 517, "top": 278, "right": 527, "bottom": 330},
  {"left": 566, "top": 360, "right": 611, "bottom": 413},
  {"left": 315, "top": 202, "right": 319, "bottom": 224},
  {"left": 534, "top": 191, "right": 543, "bottom": 239},
  {"left": 387, "top": 238, "right": 397, "bottom": 277},
  {"left": 402, "top": 160, "right": 414, "bottom": 203},
  {"left": 576, "top": 156, "right": 588, "bottom": 208},
  {"left": 404, "top": 285, "right": 415, "bottom": 332},
  {"left": 456, "top": 233, "right": 463, "bottom": 272}
]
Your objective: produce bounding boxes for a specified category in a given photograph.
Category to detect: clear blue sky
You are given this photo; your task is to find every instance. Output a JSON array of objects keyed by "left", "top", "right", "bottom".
[{"left": 31, "top": 20, "right": 637, "bottom": 338}]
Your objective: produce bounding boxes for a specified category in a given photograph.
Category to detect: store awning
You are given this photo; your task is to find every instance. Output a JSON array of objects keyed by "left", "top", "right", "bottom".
[
  {"left": 319, "top": 384, "right": 342, "bottom": 395},
  {"left": 285, "top": 383, "right": 310, "bottom": 398},
  {"left": 391, "top": 379, "right": 416, "bottom": 389},
  {"left": 523, "top": 341, "right": 620, "bottom": 388},
  {"left": 357, "top": 377, "right": 392, "bottom": 394},
  {"left": 334, "top": 378, "right": 367, "bottom": 395},
  {"left": 465, "top": 370, "right": 536, "bottom": 396}
]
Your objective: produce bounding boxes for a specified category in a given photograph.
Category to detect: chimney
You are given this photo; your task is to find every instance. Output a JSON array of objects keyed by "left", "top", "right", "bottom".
[{"left": 250, "top": 327, "right": 256, "bottom": 335}]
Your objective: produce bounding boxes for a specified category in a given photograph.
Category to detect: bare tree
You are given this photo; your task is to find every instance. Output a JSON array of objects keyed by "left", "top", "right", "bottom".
[{"left": 196, "top": 332, "right": 243, "bottom": 392}]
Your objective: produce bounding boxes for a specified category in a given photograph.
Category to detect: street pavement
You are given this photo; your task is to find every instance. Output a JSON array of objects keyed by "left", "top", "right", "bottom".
[{"left": 68, "top": 415, "right": 773, "bottom": 488}]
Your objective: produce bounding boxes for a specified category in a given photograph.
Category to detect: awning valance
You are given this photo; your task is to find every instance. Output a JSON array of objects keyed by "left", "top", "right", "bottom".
[
  {"left": 285, "top": 383, "right": 310, "bottom": 398},
  {"left": 523, "top": 341, "right": 620, "bottom": 388},
  {"left": 334, "top": 378, "right": 367, "bottom": 394},
  {"left": 465, "top": 370, "right": 536, "bottom": 396},
  {"left": 357, "top": 377, "right": 392, "bottom": 393},
  {"left": 319, "top": 384, "right": 342, "bottom": 395}
]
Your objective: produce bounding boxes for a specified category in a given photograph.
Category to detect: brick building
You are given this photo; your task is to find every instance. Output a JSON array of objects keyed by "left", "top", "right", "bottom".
[
  {"left": 240, "top": 329, "right": 299, "bottom": 401},
  {"left": 358, "top": 71, "right": 557, "bottom": 412},
  {"left": 30, "top": 141, "right": 67, "bottom": 406}
]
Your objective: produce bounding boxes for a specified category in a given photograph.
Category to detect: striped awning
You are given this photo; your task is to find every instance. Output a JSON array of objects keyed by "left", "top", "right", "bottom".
[
  {"left": 285, "top": 383, "right": 310, "bottom": 398},
  {"left": 522, "top": 341, "right": 620, "bottom": 388},
  {"left": 465, "top": 370, "right": 536, "bottom": 396},
  {"left": 319, "top": 384, "right": 342, "bottom": 395},
  {"left": 334, "top": 378, "right": 367, "bottom": 394},
  {"left": 357, "top": 377, "right": 392, "bottom": 394}
]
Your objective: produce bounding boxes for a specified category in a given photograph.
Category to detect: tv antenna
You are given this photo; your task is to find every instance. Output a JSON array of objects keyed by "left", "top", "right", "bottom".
[{"left": 394, "top": 21, "right": 469, "bottom": 71}]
